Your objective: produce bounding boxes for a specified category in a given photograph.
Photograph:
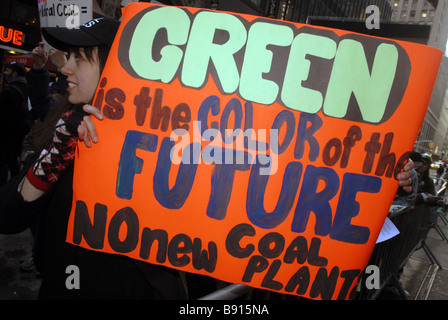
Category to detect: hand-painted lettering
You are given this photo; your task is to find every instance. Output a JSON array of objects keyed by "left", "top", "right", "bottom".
[{"left": 118, "top": 6, "right": 411, "bottom": 124}]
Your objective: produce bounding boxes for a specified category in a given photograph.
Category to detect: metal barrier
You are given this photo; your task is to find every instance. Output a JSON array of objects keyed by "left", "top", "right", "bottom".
[
  {"left": 435, "top": 181, "right": 448, "bottom": 242},
  {"left": 357, "top": 204, "right": 437, "bottom": 300}
]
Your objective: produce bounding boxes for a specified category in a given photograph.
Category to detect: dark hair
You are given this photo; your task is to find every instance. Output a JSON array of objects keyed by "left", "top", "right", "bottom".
[
  {"left": 68, "top": 45, "right": 110, "bottom": 74},
  {"left": 31, "top": 44, "right": 110, "bottom": 153}
]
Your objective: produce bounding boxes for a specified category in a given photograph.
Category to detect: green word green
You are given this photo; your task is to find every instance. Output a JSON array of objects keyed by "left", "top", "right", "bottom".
[{"left": 118, "top": 6, "right": 411, "bottom": 124}]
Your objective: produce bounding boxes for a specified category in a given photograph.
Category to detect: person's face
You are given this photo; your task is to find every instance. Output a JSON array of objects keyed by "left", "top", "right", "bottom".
[
  {"left": 3, "top": 67, "right": 16, "bottom": 81},
  {"left": 61, "top": 47, "right": 100, "bottom": 105}
]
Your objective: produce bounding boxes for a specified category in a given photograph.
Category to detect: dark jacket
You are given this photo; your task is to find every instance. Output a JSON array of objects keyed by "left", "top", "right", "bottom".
[
  {"left": 27, "top": 67, "right": 68, "bottom": 122},
  {"left": 0, "top": 76, "right": 30, "bottom": 149},
  {"left": 27, "top": 67, "right": 53, "bottom": 122},
  {"left": 0, "top": 144, "right": 187, "bottom": 300}
]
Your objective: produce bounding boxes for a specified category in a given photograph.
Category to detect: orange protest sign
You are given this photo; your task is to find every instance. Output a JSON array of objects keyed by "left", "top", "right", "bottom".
[{"left": 66, "top": 3, "right": 443, "bottom": 300}]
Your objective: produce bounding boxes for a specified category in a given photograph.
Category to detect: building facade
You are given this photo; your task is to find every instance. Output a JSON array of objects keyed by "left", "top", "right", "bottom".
[
  {"left": 389, "top": 0, "right": 436, "bottom": 24},
  {"left": 405, "top": 0, "right": 448, "bottom": 158}
]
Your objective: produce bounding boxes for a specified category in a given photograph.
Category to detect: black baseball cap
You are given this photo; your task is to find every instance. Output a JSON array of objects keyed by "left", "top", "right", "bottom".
[
  {"left": 41, "top": 17, "right": 120, "bottom": 52},
  {"left": 2, "top": 61, "right": 27, "bottom": 76}
]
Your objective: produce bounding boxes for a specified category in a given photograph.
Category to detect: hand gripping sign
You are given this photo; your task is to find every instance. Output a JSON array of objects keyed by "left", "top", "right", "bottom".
[{"left": 67, "top": 3, "right": 443, "bottom": 300}]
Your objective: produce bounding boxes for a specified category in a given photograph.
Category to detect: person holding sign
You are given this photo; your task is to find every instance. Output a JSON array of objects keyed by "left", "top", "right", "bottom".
[
  {"left": 0, "top": 17, "right": 187, "bottom": 299},
  {"left": 0, "top": 11, "right": 417, "bottom": 300}
]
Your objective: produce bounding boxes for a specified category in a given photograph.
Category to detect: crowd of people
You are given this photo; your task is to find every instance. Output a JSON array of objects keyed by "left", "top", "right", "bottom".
[
  {"left": 0, "top": 60, "right": 30, "bottom": 186},
  {"left": 0, "top": 16, "right": 426, "bottom": 300}
]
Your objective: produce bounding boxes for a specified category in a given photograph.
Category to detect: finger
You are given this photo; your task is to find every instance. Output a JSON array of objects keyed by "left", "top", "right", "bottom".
[
  {"left": 401, "top": 177, "right": 413, "bottom": 187},
  {"left": 397, "top": 171, "right": 410, "bottom": 182},
  {"left": 77, "top": 121, "right": 86, "bottom": 140},
  {"left": 83, "top": 104, "right": 104, "bottom": 120},
  {"left": 77, "top": 121, "right": 92, "bottom": 148},
  {"left": 402, "top": 186, "right": 413, "bottom": 193},
  {"left": 37, "top": 45, "right": 46, "bottom": 54},
  {"left": 397, "top": 176, "right": 412, "bottom": 187},
  {"left": 403, "top": 159, "right": 414, "bottom": 171},
  {"left": 83, "top": 115, "right": 98, "bottom": 144},
  {"left": 34, "top": 48, "right": 43, "bottom": 56}
]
